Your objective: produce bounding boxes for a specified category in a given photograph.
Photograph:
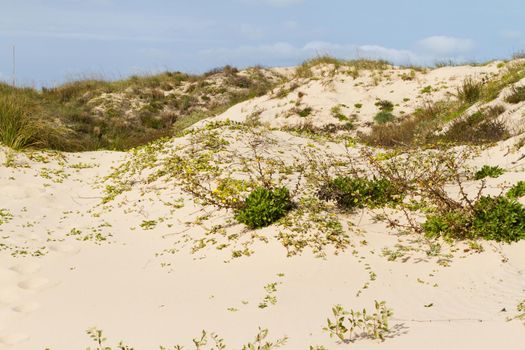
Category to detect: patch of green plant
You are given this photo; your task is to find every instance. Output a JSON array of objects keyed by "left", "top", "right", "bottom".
[
  {"left": 375, "top": 100, "right": 394, "bottom": 112},
  {"left": 331, "top": 105, "right": 348, "bottom": 121},
  {"left": 373, "top": 111, "right": 395, "bottom": 124},
  {"left": 258, "top": 282, "right": 280, "bottom": 309},
  {"left": 0, "top": 208, "right": 13, "bottom": 225},
  {"left": 318, "top": 177, "right": 401, "bottom": 211},
  {"left": 298, "top": 107, "right": 313, "bottom": 117},
  {"left": 507, "top": 181, "right": 525, "bottom": 199},
  {"left": 324, "top": 301, "right": 393, "bottom": 343},
  {"left": 471, "top": 196, "right": 525, "bottom": 242},
  {"left": 424, "top": 196, "right": 525, "bottom": 243},
  {"left": 474, "top": 165, "right": 505, "bottom": 180},
  {"left": 235, "top": 187, "right": 293, "bottom": 229},
  {"left": 443, "top": 105, "right": 508, "bottom": 144},
  {"left": 457, "top": 77, "right": 482, "bottom": 104},
  {"left": 420, "top": 85, "right": 433, "bottom": 94},
  {"left": 483, "top": 62, "right": 525, "bottom": 102},
  {"left": 505, "top": 85, "right": 525, "bottom": 104}
]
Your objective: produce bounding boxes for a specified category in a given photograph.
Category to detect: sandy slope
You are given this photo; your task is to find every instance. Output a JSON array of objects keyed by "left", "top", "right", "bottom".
[{"left": 1, "top": 62, "right": 525, "bottom": 349}]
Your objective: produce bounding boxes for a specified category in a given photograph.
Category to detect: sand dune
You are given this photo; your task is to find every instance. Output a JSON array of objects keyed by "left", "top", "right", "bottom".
[{"left": 1, "top": 60, "right": 525, "bottom": 349}]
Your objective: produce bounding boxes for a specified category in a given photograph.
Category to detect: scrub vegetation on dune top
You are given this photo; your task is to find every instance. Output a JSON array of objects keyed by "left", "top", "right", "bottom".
[{"left": 0, "top": 65, "right": 283, "bottom": 151}]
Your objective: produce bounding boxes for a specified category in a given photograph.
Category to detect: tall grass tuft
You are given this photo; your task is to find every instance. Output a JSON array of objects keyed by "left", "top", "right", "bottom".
[{"left": 0, "top": 94, "right": 37, "bottom": 150}]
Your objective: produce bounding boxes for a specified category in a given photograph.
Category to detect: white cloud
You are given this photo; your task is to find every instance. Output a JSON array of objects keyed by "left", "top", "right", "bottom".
[
  {"left": 200, "top": 41, "right": 427, "bottom": 66},
  {"left": 417, "top": 36, "right": 474, "bottom": 55}
]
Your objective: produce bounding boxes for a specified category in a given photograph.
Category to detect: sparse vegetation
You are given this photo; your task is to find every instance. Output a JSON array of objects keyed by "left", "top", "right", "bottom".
[
  {"left": 324, "top": 301, "right": 393, "bottom": 343},
  {"left": 505, "top": 85, "right": 525, "bottom": 104},
  {"left": 85, "top": 327, "right": 288, "bottom": 350},
  {"left": 317, "top": 177, "right": 401, "bottom": 211},
  {"left": 474, "top": 165, "right": 505, "bottom": 180},
  {"left": 0, "top": 66, "right": 281, "bottom": 151}
]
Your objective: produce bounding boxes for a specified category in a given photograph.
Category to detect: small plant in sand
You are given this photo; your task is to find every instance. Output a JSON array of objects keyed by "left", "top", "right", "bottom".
[
  {"left": 373, "top": 111, "right": 395, "bottom": 124},
  {"left": 235, "top": 187, "right": 293, "bottom": 229},
  {"left": 0, "top": 208, "right": 13, "bottom": 225},
  {"left": 474, "top": 165, "right": 505, "bottom": 180},
  {"left": 258, "top": 281, "right": 281, "bottom": 309},
  {"left": 507, "top": 300, "right": 525, "bottom": 326},
  {"left": 324, "top": 301, "right": 393, "bottom": 343}
]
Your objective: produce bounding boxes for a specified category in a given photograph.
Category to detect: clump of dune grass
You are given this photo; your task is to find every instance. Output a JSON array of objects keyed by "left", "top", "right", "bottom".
[
  {"left": 0, "top": 94, "right": 37, "bottom": 150},
  {"left": 295, "top": 55, "right": 390, "bottom": 79},
  {"left": 457, "top": 77, "right": 482, "bottom": 104},
  {"left": 505, "top": 85, "right": 525, "bottom": 104}
]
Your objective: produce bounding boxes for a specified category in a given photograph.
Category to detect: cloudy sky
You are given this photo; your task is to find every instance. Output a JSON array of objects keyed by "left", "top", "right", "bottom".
[{"left": 0, "top": 0, "right": 524, "bottom": 86}]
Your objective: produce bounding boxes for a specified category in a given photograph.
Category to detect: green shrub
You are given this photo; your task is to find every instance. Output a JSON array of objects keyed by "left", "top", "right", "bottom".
[
  {"left": 472, "top": 196, "right": 525, "bottom": 242},
  {"left": 423, "top": 211, "right": 474, "bottom": 240},
  {"left": 235, "top": 187, "right": 293, "bottom": 229},
  {"left": 424, "top": 196, "right": 525, "bottom": 243},
  {"left": 317, "top": 177, "right": 400, "bottom": 211},
  {"left": 474, "top": 165, "right": 505, "bottom": 180},
  {"left": 375, "top": 100, "right": 394, "bottom": 112},
  {"left": 507, "top": 181, "right": 525, "bottom": 199},
  {"left": 373, "top": 111, "right": 395, "bottom": 124}
]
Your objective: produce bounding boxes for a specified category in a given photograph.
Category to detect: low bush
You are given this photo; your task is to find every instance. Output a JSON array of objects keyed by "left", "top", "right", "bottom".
[
  {"left": 474, "top": 165, "right": 505, "bottom": 180},
  {"left": 317, "top": 177, "right": 401, "bottom": 211},
  {"left": 235, "top": 187, "right": 293, "bottom": 229},
  {"left": 373, "top": 111, "right": 395, "bottom": 124},
  {"left": 472, "top": 196, "right": 525, "bottom": 242},
  {"left": 442, "top": 106, "right": 508, "bottom": 144},
  {"left": 424, "top": 196, "right": 525, "bottom": 243},
  {"left": 375, "top": 100, "right": 394, "bottom": 112}
]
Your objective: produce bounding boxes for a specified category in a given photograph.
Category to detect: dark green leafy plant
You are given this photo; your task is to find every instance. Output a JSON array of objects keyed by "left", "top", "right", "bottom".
[
  {"left": 317, "top": 177, "right": 401, "bottom": 211},
  {"left": 424, "top": 196, "right": 525, "bottom": 243},
  {"left": 471, "top": 196, "right": 525, "bottom": 242},
  {"left": 375, "top": 100, "right": 394, "bottom": 112},
  {"left": 235, "top": 187, "right": 293, "bottom": 229},
  {"left": 507, "top": 181, "right": 525, "bottom": 199},
  {"left": 373, "top": 111, "right": 395, "bottom": 124},
  {"left": 474, "top": 165, "right": 505, "bottom": 180}
]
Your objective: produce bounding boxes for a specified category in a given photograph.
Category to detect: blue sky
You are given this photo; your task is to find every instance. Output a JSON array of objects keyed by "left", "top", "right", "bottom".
[{"left": 0, "top": 0, "right": 524, "bottom": 87}]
